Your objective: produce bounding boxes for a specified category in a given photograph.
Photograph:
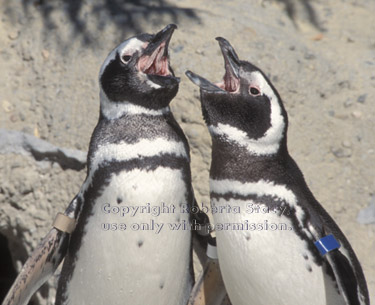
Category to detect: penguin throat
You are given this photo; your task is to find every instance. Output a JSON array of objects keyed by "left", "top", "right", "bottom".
[
  {"left": 138, "top": 43, "right": 171, "bottom": 77},
  {"left": 216, "top": 71, "right": 239, "bottom": 93}
]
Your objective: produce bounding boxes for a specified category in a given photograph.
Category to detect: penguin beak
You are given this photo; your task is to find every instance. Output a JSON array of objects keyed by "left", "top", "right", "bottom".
[
  {"left": 185, "top": 37, "right": 240, "bottom": 93},
  {"left": 216, "top": 37, "right": 241, "bottom": 92},
  {"left": 138, "top": 24, "right": 177, "bottom": 77},
  {"left": 185, "top": 70, "right": 226, "bottom": 93}
]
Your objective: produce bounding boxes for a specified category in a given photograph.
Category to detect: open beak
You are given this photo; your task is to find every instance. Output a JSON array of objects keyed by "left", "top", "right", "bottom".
[
  {"left": 138, "top": 24, "right": 177, "bottom": 77},
  {"left": 216, "top": 37, "right": 240, "bottom": 92},
  {"left": 185, "top": 70, "right": 226, "bottom": 93},
  {"left": 185, "top": 37, "right": 240, "bottom": 93}
]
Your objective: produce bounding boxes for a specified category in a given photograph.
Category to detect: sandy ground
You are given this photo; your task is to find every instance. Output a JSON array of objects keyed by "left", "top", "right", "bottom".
[{"left": 0, "top": 0, "right": 374, "bottom": 303}]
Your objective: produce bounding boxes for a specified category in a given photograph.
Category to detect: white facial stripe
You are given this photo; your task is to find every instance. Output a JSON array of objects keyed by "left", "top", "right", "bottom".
[
  {"left": 119, "top": 38, "right": 145, "bottom": 57},
  {"left": 99, "top": 38, "right": 145, "bottom": 77},
  {"left": 209, "top": 123, "right": 281, "bottom": 155},
  {"left": 248, "top": 71, "right": 286, "bottom": 151},
  {"left": 100, "top": 91, "right": 169, "bottom": 119},
  {"left": 210, "top": 178, "right": 309, "bottom": 236},
  {"left": 99, "top": 49, "right": 116, "bottom": 78},
  {"left": 210, "top": 71, "right": 285, "bottom": 156}
]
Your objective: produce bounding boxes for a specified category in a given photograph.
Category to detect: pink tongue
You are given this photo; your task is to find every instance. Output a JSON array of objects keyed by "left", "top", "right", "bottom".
[
  {"left": 145, "top": 57, "right": 167, "bottom": 75},
  {"left": 139, "top": 45, "right": 169, "bottom": 75},
  {"left": 224, "top": 72, "right": 237, "bottom": 92},
  {"left": 154, "top": 48, "right": 164, "bottom": 73}
]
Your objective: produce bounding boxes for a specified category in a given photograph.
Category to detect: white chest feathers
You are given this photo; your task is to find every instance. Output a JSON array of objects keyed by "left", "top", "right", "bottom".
[
  {"left": 210, "top": 178, "right": 345, "bottom": 305},
  {"left": 64, "top": 167, "right": 192, "bottom": 305}
]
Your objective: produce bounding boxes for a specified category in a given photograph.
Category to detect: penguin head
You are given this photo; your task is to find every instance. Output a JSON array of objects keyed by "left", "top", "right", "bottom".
[
  {"left": 99, "top": 24, "right": 179, "bottom": 117},
  {"left": 186, "top": 37, "right": 288, "bottom": 156}
]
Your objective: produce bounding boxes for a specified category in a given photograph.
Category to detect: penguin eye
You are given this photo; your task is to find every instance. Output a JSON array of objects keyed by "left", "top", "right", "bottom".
[
  {"left": 249, "top": 86, "right": 261, "bottom": 96},
  {"left": 121, "top": 54, "right": 132, "bottom": 64}
]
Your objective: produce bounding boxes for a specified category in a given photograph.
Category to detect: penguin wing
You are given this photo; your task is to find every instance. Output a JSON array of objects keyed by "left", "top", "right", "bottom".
[
  {"left": 188, "top": 259, "right": 231, "bottom": 305},
  {"left": 2, "top": 197, "right": 80, "bottom": 305},
  {"left": 190, "top": 199, "right": 232, "bottom": 305},
  {"left": 2, "top": 228, "right": 69, "bottom": 305},
  {"left": 286, "top": 157, "right": 369, "bottom": 304},
  {"left": 324, "top": 249, "right": 369, "bottom": 305},
  {"left": 306, "top": 204, "right": 369, "bottom": 305}
]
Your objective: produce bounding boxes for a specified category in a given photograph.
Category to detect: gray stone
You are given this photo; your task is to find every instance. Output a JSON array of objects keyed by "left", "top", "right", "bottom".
[
  {"left": 357, "top": 94, "right": 367, "bottom": 104},
  {"left": 0, "top": 129, "right": 86, "bottom": 170},
  {"left": 357, "top": 196, "right": 375, "bottom": 224}
]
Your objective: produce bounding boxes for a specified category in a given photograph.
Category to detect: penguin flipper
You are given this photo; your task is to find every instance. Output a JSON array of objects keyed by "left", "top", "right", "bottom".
[
  {"left": 2, "top": 197, "right": 80, "bottom": 305},
  {"left": 2, "top": 228, "right": 69, "bottom": 305},
  {"left": 188, "top": 259, "right": 231, "bottom": 305},
  {"left": 189, "top": 200, "right": 231, "bottom": 305},
  {"left": 308, "top": 204, "right": 370, "bottom": 305},
  {"left": 324, "top": 249, "right": 369, "bottom": 305}
]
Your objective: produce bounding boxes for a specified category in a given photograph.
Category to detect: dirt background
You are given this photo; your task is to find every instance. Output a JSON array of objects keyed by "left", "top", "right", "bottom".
[{"left": 0, "top": 0, "right": 374, "bottom": 304}]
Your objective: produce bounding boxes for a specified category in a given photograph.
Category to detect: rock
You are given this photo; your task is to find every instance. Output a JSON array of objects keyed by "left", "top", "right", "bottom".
[
  {"left": 357, "top": 94, "right": 367, "bottom": 104},
  {"left": 357, "top": 196, "right": 375, "bottom": 224},
  {"left": 351, "top": 110, "right": 362, "bottom": 118},
  {"left": 8, "top": 30, "right": 19, "bottom": 40},
  {"left": 304, "top": 52, "right": 316, "bottom": 60},
  {"left": 342, "top": 140, "right": 352, "bottom": 148},
  {"left": 331, "top": 147, "right": 352, "bottom": 158},
  {"left": 344, "top": 99, "right": 353, "bottom": 108},
  {"left": 172, "top": 45, "right": 184, "bottom": 53},
  {"left": 10, "top": 114, "right": 18, "bottom": 122},
  {"left": 2, "top": 100, "right": 13, "bottom": 112},
  {"left": 0, "top": 129, "right": 86, "bottom": 170},
  {"left": 312, "top": 33, "right": 324, "bottom": 41},
  {"left": 338, "top": 80, "right": 351, "bottom": 89},
  {"left": 41, "top": 49, "right": 50, "bottom": 60}
]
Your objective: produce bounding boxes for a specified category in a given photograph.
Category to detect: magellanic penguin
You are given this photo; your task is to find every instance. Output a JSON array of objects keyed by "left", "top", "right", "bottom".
[
  {"left": 3, "top": 24, "right": 206, "bottom": 305},
  {"left": 185, "top": 38, "right": 369, "bottom": 305}
]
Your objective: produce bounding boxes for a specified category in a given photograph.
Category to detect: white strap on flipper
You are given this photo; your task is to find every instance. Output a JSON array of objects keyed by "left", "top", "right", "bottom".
[
  {"left": 53, "top": 213, "right": 76, "bottom": 234},
  {"left": 207, "top": 243, "right": 218, "bottom": 259},
  {"left": 206, "top": 230, "right": 218, "bottom": 259}
]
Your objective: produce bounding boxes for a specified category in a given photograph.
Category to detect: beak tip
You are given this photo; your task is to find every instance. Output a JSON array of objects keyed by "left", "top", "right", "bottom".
[
  {"left": 167, "top": 24, "right": 178, "bottom": 31},
  {"left": 215, "top": 37, "right": 228, "bottom": 46},
  {"left": 185, "top": 70, "right": 195, "bottom": 81},
  {"left": 185, "top": 70, "right": 199, "bottom": 86}
]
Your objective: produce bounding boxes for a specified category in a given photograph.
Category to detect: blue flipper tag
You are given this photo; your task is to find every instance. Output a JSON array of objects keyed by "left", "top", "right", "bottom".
[{"left": 314, "top": 234, "right": 341, "bottom": 256}]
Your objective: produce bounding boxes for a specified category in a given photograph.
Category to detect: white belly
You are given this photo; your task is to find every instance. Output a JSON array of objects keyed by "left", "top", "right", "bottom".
[
  {"left": 212, "top": 197, "right": 344, "bottom": 305},
  {"left": 64, "top": 167, "right": 192, "bottom": 305}
]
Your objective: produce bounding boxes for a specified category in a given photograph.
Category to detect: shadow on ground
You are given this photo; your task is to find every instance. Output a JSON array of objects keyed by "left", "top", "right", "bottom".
[
  {"left": 4, "top": 0, "right": 199, "bottom": 47},
  {"left": 273, "top": 0, "right": 324, "bottom": 31},
  {"left": 4, "top": 0, "right": 324, "bottom": 50}
]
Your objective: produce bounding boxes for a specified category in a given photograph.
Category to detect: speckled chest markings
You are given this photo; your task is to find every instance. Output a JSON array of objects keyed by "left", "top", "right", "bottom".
[
  {"left": 186, "top": 37, "right": 369, "bottom": 305},
  {"left": 210, "top": 178, "right": 320, "bottom": 253},
  {"left": 55, "top": 24, "right": 195, "bottom": 305},
  {"left": 56, "top": 118, "right": 194, "bottom": 305},
  {"left": 62, "top": 166, "right": 192, "bottom": 305},
  {"left": 209, "top": 184, "right": 348, "bottom": 305}
]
